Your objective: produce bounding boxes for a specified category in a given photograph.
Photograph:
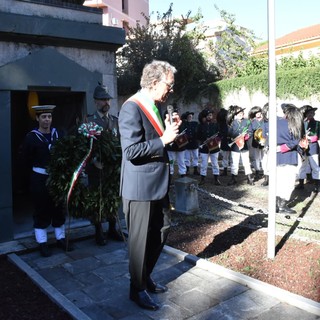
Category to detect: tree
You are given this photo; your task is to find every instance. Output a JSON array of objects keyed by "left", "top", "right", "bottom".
[
  {"left": 117, "top": 4, "right": 220, "bottom": 103},
  {"left": 208, "top": 5, "right": 258, "bottom": 79}
]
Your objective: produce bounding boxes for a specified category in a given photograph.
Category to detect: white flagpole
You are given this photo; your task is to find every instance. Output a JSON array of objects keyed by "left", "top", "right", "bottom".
[{"left": 267, "top": 0, "right": 277, "bottom": 259}]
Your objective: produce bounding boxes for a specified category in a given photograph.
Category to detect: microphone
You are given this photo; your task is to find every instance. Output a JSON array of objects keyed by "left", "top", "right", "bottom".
[
  {"left": 166, "top": 105, "right": 176, "bottom": 147},
  {"left": 167, "top": 105, "right": 174, "bottom": 124}
]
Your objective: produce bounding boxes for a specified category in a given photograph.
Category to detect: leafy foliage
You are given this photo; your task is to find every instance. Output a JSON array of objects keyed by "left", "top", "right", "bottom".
[
  {"left": 117, "top": 4, "right": 320, "bottom": 105},
  {"left": 215, "top": 66, "right": 320, "bottom": 101},
  {"left": 208, "top": 5, "right": 258, "bottom": 79},
  {"left": 117, "top": 4, "right": 220, "bottom": 103},
  {"left": 278, "top": 52, "right": 320, "bottom": 71},
  {"left": 237, "top": 52, "right": 320, "bottom": 78},
  {"left": 47, "top": 130, "right": 122, "bottom": 223},
  {"left": 237, "top": 56, "right": 269, "bottom": 77}
]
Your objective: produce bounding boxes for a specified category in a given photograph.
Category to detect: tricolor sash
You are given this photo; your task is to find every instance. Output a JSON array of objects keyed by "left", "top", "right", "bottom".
[{"left": 128, "top": 92, "right": 164, "bottom": 137}]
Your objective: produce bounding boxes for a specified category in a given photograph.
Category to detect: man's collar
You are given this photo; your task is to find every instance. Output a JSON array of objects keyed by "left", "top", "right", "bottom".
[{"left": 97, "top": 110, "right": 108, "bottom": 119}]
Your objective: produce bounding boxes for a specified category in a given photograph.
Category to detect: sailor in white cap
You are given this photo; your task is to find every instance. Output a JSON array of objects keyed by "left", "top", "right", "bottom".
[{"left": 21, "top": 105, "right": 73, "bottom": 257}]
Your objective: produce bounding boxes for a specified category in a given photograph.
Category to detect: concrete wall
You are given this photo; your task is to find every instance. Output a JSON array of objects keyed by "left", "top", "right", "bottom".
[
  {"left": 0, "top": 92, "right": 13, "bottom": 242},
  {"left": 0, "top": 0, "right": 101, "bottom": 23},
  {"left": 0, "top": 0, "right": 125, "bottom": 242}
]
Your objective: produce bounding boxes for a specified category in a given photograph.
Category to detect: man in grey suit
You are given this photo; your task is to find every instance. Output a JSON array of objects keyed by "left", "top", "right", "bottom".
[
  {"left": 119, "top": 60, "right": 181, "bottom": 311},
  {"left": 87, "top": 84, "right": 123, "bottom": 245}
]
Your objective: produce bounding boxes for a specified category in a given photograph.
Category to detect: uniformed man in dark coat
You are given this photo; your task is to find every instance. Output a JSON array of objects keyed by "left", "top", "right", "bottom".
[
  {"left": 227, "top": 105, "right": 254, "bottom": 186},
  {"left": 184, "top": 111, "right": 200, "bottom": 175},
  {"left": 86, "top": 84, "right": 123, "bottom": 245},
  {"left": 296, "top": 105, "right": 320, "bottom": 192},
  {"left": 197, "top": 109, "right": 221, "bottom": 185}
]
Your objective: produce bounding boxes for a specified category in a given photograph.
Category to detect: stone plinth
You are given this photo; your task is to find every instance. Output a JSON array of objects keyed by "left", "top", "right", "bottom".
[{"left": 174, "top": 177, "right": 199, "bottom": 215}]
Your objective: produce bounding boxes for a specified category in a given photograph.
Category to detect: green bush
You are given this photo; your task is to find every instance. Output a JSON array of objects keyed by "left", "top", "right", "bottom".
[{"left": 214, "top": 66, "right": 320, "bottom": 102}]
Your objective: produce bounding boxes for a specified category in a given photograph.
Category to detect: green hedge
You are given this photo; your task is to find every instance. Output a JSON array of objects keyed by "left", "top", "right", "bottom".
[{"left": 214, "top": 66, "right": 320, "bottom": 102}]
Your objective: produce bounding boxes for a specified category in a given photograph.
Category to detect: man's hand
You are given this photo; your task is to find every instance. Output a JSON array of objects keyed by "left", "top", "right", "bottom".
[{"left": 160, "top": 113, "right": 182, "bottom": 145}]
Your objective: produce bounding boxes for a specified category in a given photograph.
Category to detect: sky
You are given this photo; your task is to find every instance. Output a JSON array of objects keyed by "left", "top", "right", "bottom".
[{"left": 149, "top": 0, "right": 319, "bottom": 41}]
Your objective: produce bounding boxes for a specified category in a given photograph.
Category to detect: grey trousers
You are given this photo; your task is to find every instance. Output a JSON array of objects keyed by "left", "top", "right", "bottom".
[{"left": 122, "top": 197, "right": 171, "bottom": 291}]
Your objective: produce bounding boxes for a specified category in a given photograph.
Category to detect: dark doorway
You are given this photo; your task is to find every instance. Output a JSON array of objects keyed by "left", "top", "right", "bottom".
[{"left": 11, "top": 89, "right": 87, "bottom": 238}]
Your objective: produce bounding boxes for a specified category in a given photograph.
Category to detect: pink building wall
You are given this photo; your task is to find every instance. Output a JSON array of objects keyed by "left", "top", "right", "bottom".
[{"left": 83, "top": 0, "right": 149, "bottom": 28}]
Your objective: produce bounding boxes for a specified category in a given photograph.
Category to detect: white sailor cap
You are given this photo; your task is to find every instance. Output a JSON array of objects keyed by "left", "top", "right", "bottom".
[{"left": 32, "top": 105, "right": 56, "bottom": 114}]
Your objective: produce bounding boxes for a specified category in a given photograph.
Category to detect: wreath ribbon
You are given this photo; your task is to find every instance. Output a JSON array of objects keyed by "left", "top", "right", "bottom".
[{"left": 66, "top": 122, "right": 103, "bottom": 205}]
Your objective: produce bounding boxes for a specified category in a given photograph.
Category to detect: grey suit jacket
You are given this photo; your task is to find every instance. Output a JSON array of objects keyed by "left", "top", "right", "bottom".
[{"left": 119, "top": 99, "right": 170, "bottom": 201}]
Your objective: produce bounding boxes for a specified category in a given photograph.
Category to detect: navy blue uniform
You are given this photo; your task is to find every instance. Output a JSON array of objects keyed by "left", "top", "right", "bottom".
[
  {"left": 22, "top": 128, "right": 65, "bottom": 229},
  {"left": 228, "top": 119, "right": 251, "bottom": 152},
  {"left": 197, "top": 122, "right": 220, "bottom": 154},
  {"left": 185, "top": 121, "right": 199, "bottom": 150},
  {"left": 277, "top": 117, "right": 299, "bottom": 166}
]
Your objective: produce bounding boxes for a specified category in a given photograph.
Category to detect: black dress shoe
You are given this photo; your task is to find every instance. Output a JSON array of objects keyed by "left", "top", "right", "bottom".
[
  {"left": 108, "top": 228, "right": 124, "bottom": 241},
  {"left": 57, "top": 238, "right": 74, "bottom": 252},
  {"left": 39, "top": 242, "right": 51, "bottom": 257},
  {"left": 129, "top": 288, "right": 159, "bottom": 311},
  {"left": 147, "top": 277, "right": 168, "bottom": 294},
  {"left": 95, "top": 233, "right": 107, "bottom": 246},
  {"left": 95, "top": 223, "right": 107, "bottom": 246}
]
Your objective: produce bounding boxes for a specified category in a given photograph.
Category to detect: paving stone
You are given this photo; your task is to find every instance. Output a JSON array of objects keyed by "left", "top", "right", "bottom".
[
  {"left": 63, "top": 256, "right": 103, "bottom": 274},
  {"left": 73, "top": 271, "right": 105, "bottom": 286},
  {"left": 6, "top": 228, "right": 319, "bottom": 320},
  {"left": 250, "top": 303, "right": 320, "bottom": 319},
  {"left": 65, "top": 290, "right": 94, "bottom": 308},
  {"left": 38, "top": 265, "right": 71, "bottom": 282},
  {"left": 80, "top": 303, "right": 114, "bottom": 320},
  {"left": 95, "top": 248, "right": 129, "bottom": 265},
  {"left": 0, "top": 240, "right": 25, "bottom": 254},
  {"left": 170, "top": 288, "right": 220, "bottom": 314},
  {"left": 51, "top": 276, "right": 85, "bottom": 295},
  {"left": 82, "top": 281, "right": 115, "bottom": 302}
]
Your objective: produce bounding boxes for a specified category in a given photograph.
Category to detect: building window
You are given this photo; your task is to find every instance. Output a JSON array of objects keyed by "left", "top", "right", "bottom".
[{"left": 122, "top": 0, "right": 128, "bottom": 14}]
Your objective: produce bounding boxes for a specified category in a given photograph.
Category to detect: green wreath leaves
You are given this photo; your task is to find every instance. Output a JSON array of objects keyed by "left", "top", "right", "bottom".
[{"left": 47, "top": 130, "right": 122, "bottom": 223}]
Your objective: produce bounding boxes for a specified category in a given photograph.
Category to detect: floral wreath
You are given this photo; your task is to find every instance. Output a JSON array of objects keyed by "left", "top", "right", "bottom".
[{"left": 47, "top": 122, "right": 122, "bottom": 223}]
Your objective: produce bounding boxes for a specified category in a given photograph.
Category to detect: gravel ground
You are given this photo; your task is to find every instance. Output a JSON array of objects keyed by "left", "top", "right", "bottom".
[{"left": 167, "top": 170, "right": 320, "bottom": 302}]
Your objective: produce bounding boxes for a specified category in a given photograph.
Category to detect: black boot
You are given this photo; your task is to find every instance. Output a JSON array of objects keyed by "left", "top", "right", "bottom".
[
  {"left": 306, "top": 173, "right": 313, "bottom": 184},
  {"left": 228, "top": 174, "right": 237, "bottom": 186},
  {"left": 108, "top": 219, "right": 123, "bottom": 241},
  {"left": 199, "top": 175, "right": 205, "bottom": 185},
  {"left": 295, "top": 179, "right": 304, "bottom": 190},
  {"left": 193, "top": 166, "right": 200, "bottom": 176},
  {"left": 247, "top": 174, "right": 255, "bottom": 185},
  {"left": 259, "top": 170, "right": 264, "bottom": 179},
  {"left": 313, "top": 179, "right": 320, "bottom": 193},
  {"left": 261, "top": 175, "right": 269, "bottom": 186},
  {"left": 186, "top": 166, "right": 190, "bottom": 175},
  {"left": 57, "top": 238, "right": 74, "bottom": 252},
  {"left": 221, "top": 168, "right": 228, "bottom": 176},
  {"left": 39, "top": 242, "right": 51, "bottom": 257},
  {"left": 95, "top": 222, "right": 107, "bottom": 246},
  {"left": 214, "top": 175, "right": 221, "bottom": 186},
  {"left": 277, "top": 197, "right": 297, "bottom": 214},
  {"left": 254, "top": 171, "right": 260, "bottom": 181}
]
